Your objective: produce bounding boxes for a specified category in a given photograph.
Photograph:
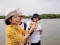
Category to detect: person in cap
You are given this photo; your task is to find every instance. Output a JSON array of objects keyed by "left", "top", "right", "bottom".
[
  {"left": 5, "top": 8, "right": 37, "bottom": 45},
  {"left": 26, "top": 13, "right": 43, "bottom": 45}
]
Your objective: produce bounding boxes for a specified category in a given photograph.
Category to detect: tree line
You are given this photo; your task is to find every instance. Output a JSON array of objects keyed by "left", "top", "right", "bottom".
[
  {"left": 24, "top": 14, "right": 60, "bottom": 19},
  {"left": 0, "top": 14, "right": 60, "bottom": 19}
]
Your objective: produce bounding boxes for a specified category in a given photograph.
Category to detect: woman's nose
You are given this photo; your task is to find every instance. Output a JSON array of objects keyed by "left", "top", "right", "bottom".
[{"left": 17, "top": 17, "right": 20, "bottom": 20}]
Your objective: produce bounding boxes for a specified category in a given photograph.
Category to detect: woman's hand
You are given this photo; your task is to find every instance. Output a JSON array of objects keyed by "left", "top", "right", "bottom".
[
  {"left": 30, "top": 22, "right": 37, "bottom": 32},
  {"left": 40, "top": 29, "right": 43, "bottom": 32},
  {"left": 29, "top": 22, "right": 37, "bottom": 29},
  {"left": 29, "top": 43, "right": 31, "bottom": 45}
]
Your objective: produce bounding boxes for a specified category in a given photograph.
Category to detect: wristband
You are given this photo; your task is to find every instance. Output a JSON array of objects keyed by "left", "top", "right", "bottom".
[{"left": 28, "top": 28, "right": 30, "bottom": 30}]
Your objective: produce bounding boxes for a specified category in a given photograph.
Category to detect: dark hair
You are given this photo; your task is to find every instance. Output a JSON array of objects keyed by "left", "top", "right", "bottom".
[
  {"left": 31, "top": 17, "right": 39, "bottom": 22},
  {"left": 5, "top": 16, "right": 13, "bottom": 25}
]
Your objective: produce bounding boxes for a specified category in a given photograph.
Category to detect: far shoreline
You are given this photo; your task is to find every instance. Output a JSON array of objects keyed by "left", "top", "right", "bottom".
[{"left": 0, "top": 18, "right": 60, "bottom": 20}]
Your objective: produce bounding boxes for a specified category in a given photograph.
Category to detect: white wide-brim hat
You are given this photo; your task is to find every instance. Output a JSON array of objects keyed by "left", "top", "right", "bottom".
[{"left": 4, "top": 8, "right": 26, "bottom": 21}]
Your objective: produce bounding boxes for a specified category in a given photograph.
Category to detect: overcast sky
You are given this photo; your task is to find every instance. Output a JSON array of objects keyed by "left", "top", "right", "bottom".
[{"left": 0, "top": 0, "right": 60, "bottom": 16}]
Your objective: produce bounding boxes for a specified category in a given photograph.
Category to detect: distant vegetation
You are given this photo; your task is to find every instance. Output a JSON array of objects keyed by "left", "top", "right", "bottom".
[
  {"left": 0, "top": 16, "right": 5, "bottom": 19},
  {"left": 24, "top": 14, "right": 60, "bottom": 19},
  {"left": 0, "top": 14, "right": 60, "bottom": 19}
]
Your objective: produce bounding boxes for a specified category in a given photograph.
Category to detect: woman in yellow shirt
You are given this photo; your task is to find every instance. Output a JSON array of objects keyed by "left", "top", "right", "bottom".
[{"left": 4, "top": 8, "right": 37, "bottom": 45}]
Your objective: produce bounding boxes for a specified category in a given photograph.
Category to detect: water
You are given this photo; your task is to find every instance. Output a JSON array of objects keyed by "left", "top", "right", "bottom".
[{"left": 0, "top": 19, "right": 60, "bottom": 45}]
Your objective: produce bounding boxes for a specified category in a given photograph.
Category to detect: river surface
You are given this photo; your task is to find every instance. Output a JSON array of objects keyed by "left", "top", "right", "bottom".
[{"left": 0, "top": 19, "right": 60, "bottom": 45}]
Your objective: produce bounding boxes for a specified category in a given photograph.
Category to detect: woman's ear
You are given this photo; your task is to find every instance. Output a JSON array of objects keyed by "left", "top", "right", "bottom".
[
  {"left": 8, "top": 19, "right": 12, "bottom": 22},
  {"left": 37, "top": 18, "right": 39, "bottom": 21}
]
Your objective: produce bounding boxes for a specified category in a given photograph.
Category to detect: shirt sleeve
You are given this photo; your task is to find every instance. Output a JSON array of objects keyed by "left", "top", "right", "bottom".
[
  {"left": 22, "top": 29, "right": 26, "bottom": 35},
  {"left": 38, "top": 24, "right": 42, "bottom": 29},
  {"left": 5, "top": 25, "right": 25, "bottom": 43},
  {"left": 36, "top": 23, "right": 42, "bottom": 31}
]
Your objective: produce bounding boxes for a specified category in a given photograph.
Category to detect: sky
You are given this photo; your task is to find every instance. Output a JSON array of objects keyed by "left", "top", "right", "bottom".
[{"left": 0, "top": 0, "right": 60, "bottom": 16}]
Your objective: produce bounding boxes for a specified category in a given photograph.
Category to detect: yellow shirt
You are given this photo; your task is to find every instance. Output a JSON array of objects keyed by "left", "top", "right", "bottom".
[{"left": 5, "top": 24, "right": 26, "bottom": 45}]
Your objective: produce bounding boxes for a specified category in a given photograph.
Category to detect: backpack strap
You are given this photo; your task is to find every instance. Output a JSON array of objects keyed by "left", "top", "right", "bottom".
[{"left": 23, "top": 22, "right": 27, "bottom": 30}]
